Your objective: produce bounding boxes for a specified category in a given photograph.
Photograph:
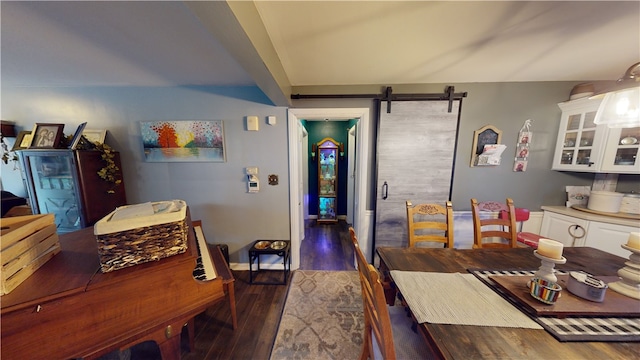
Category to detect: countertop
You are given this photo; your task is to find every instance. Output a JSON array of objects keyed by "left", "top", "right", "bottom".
[{"left": 541, "top": 205, "right": 640, "bottom": 228}]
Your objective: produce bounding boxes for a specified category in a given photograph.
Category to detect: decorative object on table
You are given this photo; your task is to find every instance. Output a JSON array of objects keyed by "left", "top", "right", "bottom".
[
  {"left": 609, "top": 232, "right": 640, "bottom": 300},
  {"left": 513, "top": 119, "right": 532, "bottom": 172},
  {"left": 93, "top": 200, "right": 188, "bottom": 273},
  {"left": 470, "top": 124, "right": 502, "bottom": 166},
  {"left": 0, "top": 214, "right": 60, "bottom": 295},
  {"left": 140, "top": 120, "right": 225, "bottom": 162},
  {"left": 531, "top": 239, "right": 566, "bottom": 284},
  {"left": 529, "top": 277, "right": 562, "bottom": 305},
  {"left": 28, "top": 123, "right": 65, "bottom": 149},
  {"left": 566, "top": 271, "right": 608, "bottom": 302}
]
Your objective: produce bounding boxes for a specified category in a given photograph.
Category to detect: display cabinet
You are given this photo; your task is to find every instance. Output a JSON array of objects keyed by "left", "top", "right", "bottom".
[
  {"left": 18, "top": 149, "right": 127, "bottom": 233},
  {"left": 552, "top": 97, "right": 640, "bottom": 174},
  {"left": 317, "top": 138, "right": 339, "bottom": 223}
]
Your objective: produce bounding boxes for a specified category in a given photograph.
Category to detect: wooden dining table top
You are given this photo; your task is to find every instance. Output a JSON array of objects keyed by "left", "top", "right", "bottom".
[{"left": 376, "top": 246, "right": 640, "bottom": 360}]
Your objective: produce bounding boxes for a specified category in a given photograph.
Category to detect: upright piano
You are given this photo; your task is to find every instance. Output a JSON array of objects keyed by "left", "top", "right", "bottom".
[{"left": 1, "top": 214, "right": 224, "bottom": 359}]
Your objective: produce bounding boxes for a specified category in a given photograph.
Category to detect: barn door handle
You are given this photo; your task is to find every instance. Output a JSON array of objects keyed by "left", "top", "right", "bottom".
[{"left": 382, "top": 181, "right": 388, "bottom": 200}]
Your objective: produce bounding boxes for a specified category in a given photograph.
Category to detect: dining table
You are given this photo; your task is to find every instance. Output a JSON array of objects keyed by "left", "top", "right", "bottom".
[{"left": 376, "top": 246, "right": 640, "bottom": 359}]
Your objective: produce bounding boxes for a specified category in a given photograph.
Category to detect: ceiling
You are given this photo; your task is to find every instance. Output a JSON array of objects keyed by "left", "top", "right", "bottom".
[{"left": 2, "top": 1, "right": 639, "bottom": 106}]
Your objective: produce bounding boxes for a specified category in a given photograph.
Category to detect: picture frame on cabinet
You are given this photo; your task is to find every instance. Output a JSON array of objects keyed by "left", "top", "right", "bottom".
[
  {"left": 11, "top": 131, "right": 32, "bottom": 151},
  {"left": 82, "top": 129, "right": 107, "bottom": 144},
  {"left": 69, "top": 122, "right": 88, "bottom": 150},
  {"left": 29, "top": 123, "right": 64, "bottom": 149}
]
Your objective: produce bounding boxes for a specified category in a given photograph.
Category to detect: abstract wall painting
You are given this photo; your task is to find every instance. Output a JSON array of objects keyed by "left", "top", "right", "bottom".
[{"left": 140, "top": 120, "right": 226, "bottom": 162}]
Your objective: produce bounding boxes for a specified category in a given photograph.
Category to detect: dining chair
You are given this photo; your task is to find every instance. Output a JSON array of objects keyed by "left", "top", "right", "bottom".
[
  {"left": 406, "top": 200, "right": 454, "bottom": 248},
  {"left": 470, "top": 198, "right": 518, "bottom": 248},
  {"left": 349, "top": 227, "right": 429, "bottom": 360},
  {"left": 498, "top": 207, "right": 542, "bottom": 249}
]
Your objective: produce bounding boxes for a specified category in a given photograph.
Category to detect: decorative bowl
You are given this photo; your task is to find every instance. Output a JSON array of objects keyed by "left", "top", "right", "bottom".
[{"left": 529, "top": 277, "right": 562, "bottom": 305}]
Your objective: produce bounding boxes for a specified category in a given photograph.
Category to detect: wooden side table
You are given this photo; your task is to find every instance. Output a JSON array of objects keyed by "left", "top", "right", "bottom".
[{"left": 249, "top": 240, "right": 291, "bottom": 285}]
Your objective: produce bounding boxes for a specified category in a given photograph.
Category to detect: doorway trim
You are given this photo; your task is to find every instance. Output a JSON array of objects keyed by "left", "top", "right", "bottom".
[{"left": 288, "top": 108, "right": 370, "bottom": 270}]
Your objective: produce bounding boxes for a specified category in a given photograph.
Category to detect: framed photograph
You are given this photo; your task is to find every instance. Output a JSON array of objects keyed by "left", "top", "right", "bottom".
[
  {"left": 82, "top": 129, "right": 107, "bottom": 144},
  {"left": 29, "top": 123, "right": 65, "bottom": 149},
  {"left": 69, "top": 122, "right": 88, "bottom": 150},
  {"left": 516, "top": 145, "right": 529, "bottom": 159},
  {"left": 518, "top": 131, "right": 532, "bottom": 144},
  {"left": 140, "top": 120, "right": 226, "bottom": 162},
  {"left": 11, "top": 131, "right": 33, "bottom": 151}
]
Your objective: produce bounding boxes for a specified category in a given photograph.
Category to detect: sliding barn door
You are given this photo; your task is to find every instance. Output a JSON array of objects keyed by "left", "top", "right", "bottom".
[{"left": 374, "top": 100, "right": 460, "bottom": 252}]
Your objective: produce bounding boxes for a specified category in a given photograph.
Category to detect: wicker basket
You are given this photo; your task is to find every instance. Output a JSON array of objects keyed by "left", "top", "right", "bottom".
[{"left": 94, "top": 200, "right": 188, "bottom": 273}]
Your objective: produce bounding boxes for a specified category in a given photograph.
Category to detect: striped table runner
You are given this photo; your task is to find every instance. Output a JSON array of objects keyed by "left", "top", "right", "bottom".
[{"left": 470, "top": 269, "right": 640, "bottom": 342}]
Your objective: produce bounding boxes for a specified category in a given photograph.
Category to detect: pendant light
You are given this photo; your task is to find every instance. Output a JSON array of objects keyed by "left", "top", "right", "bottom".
[{"left": 592, "top": 62, "right": 640, "bottom": 128}]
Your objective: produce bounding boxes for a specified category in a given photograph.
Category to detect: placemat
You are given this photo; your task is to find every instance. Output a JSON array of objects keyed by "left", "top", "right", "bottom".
[
  {"left": 470, "top": 269, "right": 640, "bottom": 342},
  {"left": 390, "top": 271, "right": 541, "bottom": 329}
]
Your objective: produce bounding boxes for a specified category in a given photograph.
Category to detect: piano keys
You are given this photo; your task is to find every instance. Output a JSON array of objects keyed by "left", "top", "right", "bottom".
[
  {"left": 1, "top": 212, "right": 225, "bottom": 360},
  {"left": 193, "top": 222, "right": 217, "bottom": 281}
]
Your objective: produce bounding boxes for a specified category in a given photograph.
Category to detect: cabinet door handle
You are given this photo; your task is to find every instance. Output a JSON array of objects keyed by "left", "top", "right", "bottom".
[
  {"left": 382, "top": 181, "right": 388, "bottom": 200},
  {"left": 568, "top": 224, "right": 586, "bottom": 246}
]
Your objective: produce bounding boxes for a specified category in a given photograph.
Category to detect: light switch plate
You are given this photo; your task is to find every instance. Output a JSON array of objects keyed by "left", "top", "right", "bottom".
[{"left": 247, "top": 116, "right": 259, "bottom": 131}]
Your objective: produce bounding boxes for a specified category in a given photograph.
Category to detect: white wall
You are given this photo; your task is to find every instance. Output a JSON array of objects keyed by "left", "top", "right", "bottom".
[{"left": 1, "top": 85, "right": 289, "bottom": 264}]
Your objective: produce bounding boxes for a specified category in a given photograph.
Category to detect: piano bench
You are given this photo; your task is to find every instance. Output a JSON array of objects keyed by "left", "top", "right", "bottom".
[{"left": 212, "top": 243, "right": 229, "bottom": 265}]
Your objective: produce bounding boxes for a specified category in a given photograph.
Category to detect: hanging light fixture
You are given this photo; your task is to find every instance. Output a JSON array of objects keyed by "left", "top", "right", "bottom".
[{"left": 592, "top": 62, "right": 640, "bottom": 128}]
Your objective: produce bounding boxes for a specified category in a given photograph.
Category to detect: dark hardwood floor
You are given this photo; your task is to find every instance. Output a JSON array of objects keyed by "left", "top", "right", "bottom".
[{"left": 121, "top": 219, "right": 353, "bottom": 360}]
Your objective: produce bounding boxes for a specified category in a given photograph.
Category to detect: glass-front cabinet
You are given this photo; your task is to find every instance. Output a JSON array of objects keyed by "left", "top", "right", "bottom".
[
  {"left": 18, "top": 149, "right": 127, "bottom": 233},
  {"left": 552, "top": 97, "right": 639, "bottom": 174},
  {"left": 317, "top": 138, "right": 339, "bottom": 223},
  {"left": 600, "top": 126, "right": 640, "bottom": 173}
]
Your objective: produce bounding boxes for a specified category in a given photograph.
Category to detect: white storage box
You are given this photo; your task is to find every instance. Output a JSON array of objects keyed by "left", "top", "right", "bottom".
[
  {"left": 587, "top": 191, "right": 624, "bottom": 213},
  {"left": 94, "top": 200, "right": 188, "bottom": 273}
]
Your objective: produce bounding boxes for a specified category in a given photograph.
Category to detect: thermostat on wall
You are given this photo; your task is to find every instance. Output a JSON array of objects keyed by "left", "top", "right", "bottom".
[{"left": 247, "top": 116, "right": 259, "bottom": 131}]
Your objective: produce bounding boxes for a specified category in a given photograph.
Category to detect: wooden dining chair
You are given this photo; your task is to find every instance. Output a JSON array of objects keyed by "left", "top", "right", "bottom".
[
  {"left": 470, "top": 198, "right": 518, "bottom": 248},
  {"left": 350, "top": 227, "right": 396, "bottom": 359},
  {"left": 406, "top": 200, "right": 454, "bottom": 248},
  {"left": 349, "top": 227, "right": 429, "bottom": 360}
]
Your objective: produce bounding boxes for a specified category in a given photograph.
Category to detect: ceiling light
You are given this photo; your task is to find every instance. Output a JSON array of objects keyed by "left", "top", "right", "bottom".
[{"left": 592, "top": 62, "right": 640, "bottom": 128}]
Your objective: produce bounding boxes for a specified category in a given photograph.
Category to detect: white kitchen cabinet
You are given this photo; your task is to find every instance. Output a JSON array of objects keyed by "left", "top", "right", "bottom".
[
  {"left": 584, "top": 221, "right": 638, "bottom": 258},
  {"left": 540, "top": 211, "right": 588, "bottom": 247},
  {"left": 552, "top": 97, "right": 640, "bottom": 174},
  {"left": 599, "top": 126, "right": 640, "bottom": 173},
  {"left": 541, "top": 206, "right": 639, "bottom": 258}
]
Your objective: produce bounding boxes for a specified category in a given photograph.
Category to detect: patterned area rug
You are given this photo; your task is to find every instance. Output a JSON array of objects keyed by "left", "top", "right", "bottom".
[{"left": 270, "top": 270, "right": 364, "bottom": 360}]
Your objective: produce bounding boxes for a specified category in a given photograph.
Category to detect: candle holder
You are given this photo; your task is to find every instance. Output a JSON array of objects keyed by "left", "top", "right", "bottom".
[
  {"left": 608, "top": 244, "right": 640, "bottom": 300},
  {"left": 532, "top": 250, "right": 566, "bottom": 284}
]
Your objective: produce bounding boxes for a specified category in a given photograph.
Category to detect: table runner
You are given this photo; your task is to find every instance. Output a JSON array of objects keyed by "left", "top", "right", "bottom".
[
  {"left": 470, "top": 269, "right": 640, "bottom": 342},
  {"left": 390, "top": 271, "right": 542, "bottom": 329}
]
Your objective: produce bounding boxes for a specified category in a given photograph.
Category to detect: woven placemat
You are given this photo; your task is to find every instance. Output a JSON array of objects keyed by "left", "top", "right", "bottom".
[{"left": 390, "top": 271, "right": 541, "bottom": 329}]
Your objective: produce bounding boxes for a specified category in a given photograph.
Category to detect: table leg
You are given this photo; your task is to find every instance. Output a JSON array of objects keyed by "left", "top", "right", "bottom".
[{"left": 226, "top": 282, "right": 238, "bottom": 329}]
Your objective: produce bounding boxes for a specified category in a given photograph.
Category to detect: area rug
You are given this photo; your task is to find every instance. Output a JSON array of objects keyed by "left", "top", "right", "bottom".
[{"left": 269, "top": 270, "right": 364, "bottom": 360}]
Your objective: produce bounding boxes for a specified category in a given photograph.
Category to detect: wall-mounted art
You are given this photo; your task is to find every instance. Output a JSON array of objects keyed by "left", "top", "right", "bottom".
[
  {"left": 470, "top": 125, "right": 503, "bottom": 167},
  {"left": 140, "top": 120, "right": 226, "bottom": 162}
]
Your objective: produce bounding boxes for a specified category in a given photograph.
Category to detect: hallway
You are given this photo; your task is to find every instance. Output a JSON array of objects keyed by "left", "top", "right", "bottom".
[{"left": 299, "top": 219, "right": 355, "bottom": 271}]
